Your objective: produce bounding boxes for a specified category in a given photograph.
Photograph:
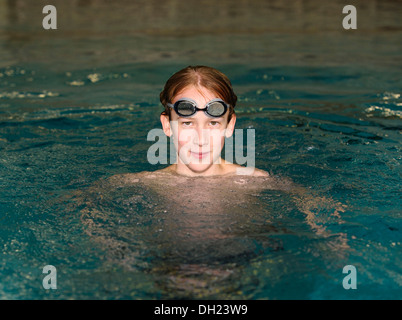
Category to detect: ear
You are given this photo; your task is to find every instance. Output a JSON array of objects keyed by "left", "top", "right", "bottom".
[
  {"left": 160, "top": 114, "right": 172, "bottom": 137},
  {"left": 224, "top": 113, "right": 236, "bottom": 138}
]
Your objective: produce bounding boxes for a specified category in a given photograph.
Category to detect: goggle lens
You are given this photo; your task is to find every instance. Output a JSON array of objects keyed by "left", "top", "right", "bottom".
[
  {"left": 169, "top": 99, "right": 229, "bottom": 118},
  {"left": 207, "top": 101, "right": 226, "bottom": 117},
  {"left": 176, "top": 101, "right": 196, "bottom": 116}
]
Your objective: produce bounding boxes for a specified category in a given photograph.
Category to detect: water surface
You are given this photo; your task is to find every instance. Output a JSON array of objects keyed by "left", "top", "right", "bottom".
[{"left": 0, "top": 0, "right": 401, "bottom": 299}]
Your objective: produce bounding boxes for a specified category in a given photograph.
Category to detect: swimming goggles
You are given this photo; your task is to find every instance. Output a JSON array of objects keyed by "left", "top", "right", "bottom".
[{"left": 167, "top": 98, "right": 228, "bottom": 118}]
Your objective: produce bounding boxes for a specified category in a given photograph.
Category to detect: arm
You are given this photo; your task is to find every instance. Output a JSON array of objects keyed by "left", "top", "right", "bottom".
[{"left": 268, "top": 174, "right": 350, "bottom": 255}]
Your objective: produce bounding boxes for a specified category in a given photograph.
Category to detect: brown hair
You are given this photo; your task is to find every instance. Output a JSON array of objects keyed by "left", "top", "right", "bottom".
[{"left": 160, "top": 65, "right": 237, "bottom": 121}]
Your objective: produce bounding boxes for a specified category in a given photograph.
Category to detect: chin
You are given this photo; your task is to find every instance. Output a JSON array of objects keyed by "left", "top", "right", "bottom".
[{"left": 187, "top": 163, "right": 213, "bottom": 174}]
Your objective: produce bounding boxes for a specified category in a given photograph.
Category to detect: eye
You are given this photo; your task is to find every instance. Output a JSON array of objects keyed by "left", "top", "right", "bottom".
[
  {"left": 209, "top": 121, "right": 220, "bottom": 127},
  {"left": 181, "top": 121, "right": 193, "bottom": 127}
]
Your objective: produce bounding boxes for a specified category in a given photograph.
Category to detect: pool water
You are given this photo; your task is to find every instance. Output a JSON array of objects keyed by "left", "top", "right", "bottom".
[{"left": 0, "top": 0, "right": 401, "bottom": 299}]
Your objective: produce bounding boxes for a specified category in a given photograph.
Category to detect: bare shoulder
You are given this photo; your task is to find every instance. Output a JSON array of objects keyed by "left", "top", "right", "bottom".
[
  {"left": 250, "top": 168, "right": 270, "bottom": 177},
  {"left": 106, "top": 167, "right": 176, "bottom": 186},
  {"left": 221, "top": 160, "right": 270, "bottom": 177},
  {"left": 234, "top": 166, "right": 270, "bottom": 177}
]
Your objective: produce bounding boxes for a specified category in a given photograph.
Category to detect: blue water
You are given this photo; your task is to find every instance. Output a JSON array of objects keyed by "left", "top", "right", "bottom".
[{"left": 0, "top": 0, "right": 401, "bottom": 299}]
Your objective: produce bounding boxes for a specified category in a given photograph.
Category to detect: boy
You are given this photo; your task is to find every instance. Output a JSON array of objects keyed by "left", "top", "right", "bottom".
[{"left": 157, "top": 65, "right": 269, "bottom": 177}]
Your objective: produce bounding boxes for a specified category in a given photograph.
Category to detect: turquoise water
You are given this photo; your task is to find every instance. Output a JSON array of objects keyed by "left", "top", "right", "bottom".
[{"left": 0, "top": 0, "right": 401, "bottom": 299}]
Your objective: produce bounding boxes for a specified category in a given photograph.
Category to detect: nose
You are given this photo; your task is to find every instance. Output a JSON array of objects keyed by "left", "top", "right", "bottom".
[{"left": 192, "top": 126, "right": 209, "bottom": 147}]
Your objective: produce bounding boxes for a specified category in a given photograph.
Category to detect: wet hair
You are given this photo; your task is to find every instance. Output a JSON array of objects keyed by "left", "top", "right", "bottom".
[{"left": 160, "top": 65, "right": 237, "bottom": 121}]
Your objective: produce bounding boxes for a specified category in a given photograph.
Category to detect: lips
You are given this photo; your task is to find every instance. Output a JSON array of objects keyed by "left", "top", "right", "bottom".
[{"left": 190, "top": 151, "right": 210, "bottom": 159}]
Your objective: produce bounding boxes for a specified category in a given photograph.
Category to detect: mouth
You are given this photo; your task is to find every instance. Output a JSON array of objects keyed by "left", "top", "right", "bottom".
[{"left": 190, "top": 151, "right": 210, "bottom": 160}]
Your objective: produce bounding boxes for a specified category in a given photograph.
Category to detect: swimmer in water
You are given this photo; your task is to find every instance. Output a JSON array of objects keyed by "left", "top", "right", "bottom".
[
  {"left": 73, "top": 66, "right": 348, "bottom": 298},
  {"left": 157, "top": 65, "right": 269, "bottom": 177}
]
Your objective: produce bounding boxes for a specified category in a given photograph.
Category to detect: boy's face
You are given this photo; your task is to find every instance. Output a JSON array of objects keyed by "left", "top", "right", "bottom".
[{"left": 160, "top": 85, "right": 236, "bottom": 175}]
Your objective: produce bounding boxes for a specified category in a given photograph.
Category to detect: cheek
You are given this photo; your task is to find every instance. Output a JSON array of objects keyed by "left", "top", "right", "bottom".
[
  {"left": 211, "top": 131, "right": 225, "bottom": 149},
  {"left": 176, "top": 129, "right": 195, "bottom": 150}
]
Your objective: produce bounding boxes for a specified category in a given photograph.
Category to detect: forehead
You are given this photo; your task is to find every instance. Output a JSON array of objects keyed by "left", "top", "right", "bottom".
[{"left": 172, "top": 86, "right": 219, "bottom": 104}]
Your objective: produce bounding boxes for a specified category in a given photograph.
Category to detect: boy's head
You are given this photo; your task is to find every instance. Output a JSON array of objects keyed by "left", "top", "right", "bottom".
[
  {"left": 160, "top": 65, "right": 237, "bottom": 122},
  {"left": 159, "top": 66, "right": 237, "bottom": 175}
]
